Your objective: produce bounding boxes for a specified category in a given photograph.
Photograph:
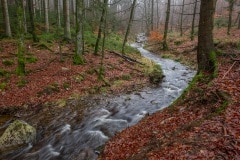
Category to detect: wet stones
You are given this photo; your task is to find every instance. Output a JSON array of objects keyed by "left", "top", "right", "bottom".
[{"left": 0, "top": 120, "right": 36, "bottom": 152}]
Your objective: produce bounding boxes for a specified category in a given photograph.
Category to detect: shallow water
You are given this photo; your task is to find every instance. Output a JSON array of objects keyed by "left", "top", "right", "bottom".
[{"left": 0, "top": 44, "right": 196, "bottom": 160}]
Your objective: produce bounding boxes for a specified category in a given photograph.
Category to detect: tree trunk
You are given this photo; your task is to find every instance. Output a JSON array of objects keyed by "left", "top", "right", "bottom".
[
  {"left": 94, "top": 1, "right": 107, "bottom": 55},
  {"left": 227, "top": 0, "right": 234, "bottom": 35},
  {"left": 28, "top": 0, "right": 39, "bottom": 42},
  {"left": 63, "top": 0, "right": 71, "bottom": 40},
  {"left": 1, "top": 0, "right": 12, "bottom": 37},
  {"left": 122, "top": 0, "right": 137, "bottom": 54},
  {"left": 197, "top": 0, "right": 217, "bottom": 74},
  {"left": 22, "top": 0, "right": 28, "bottom": 33},
  {"left": 180, "top": 0, "right": 185, "bottom": 36},
  {"left": 15, "top": 0, "right": 26, "bottom": 76},
  {"left": 162, "top": 0, "right": 171, "bottom": 50},
  {"left": 238, "top": 12, "right": 240, "bottom": 29},
  {"left": 151, "top": 0, "right": 154, "bottom": 31},
  {"left": 191, "top": 0, "right": 198, "bottom": 40},
  {"left": 99, "top": 0, "right": 108, "bottom": 80},
  {"left": 73, "top": 0, "right": 84, "bottom": 64},
  {"left": 55, "top": 0, "right": 61, "bottom": 28},
  {"left": 44, "top": 0, "right": 49, "bottom": 32}
]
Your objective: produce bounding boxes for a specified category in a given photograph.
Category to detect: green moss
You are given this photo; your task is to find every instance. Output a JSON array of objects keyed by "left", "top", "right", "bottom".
[
  {"left": 209, "top": 51, "right": 218, "bottom": 78},
  {"left": 0, "top": 82, "right": 7, "bottom": 90},
  {"left": 174, "top": 40, "right": 183, "bottom": 46},
  {"left": 0, "top": 69, "right": 7, "bottom": 77},
  {"left": 73, "top": 54, "right": 84, "bottom": 65},
  {"left": 17, "top": 79, "right": 28, "bottom": 88},
  {"left": 121, "top": 74, "right": 132, "bottom": 80},
  {"left": 2, "top": 60, "right": 14, "bottom": 66},
  {"left": 74, "top": 74, "right": 84, "bottom": 83},
  {"left": 149, "top": 64, "right": 164, "bottom": 84},
  {"left": 26, "top": 56, "right": 38, "bottom": 63},
  {"left": 63, "top": 82, "right": 70, "bottom": 90}
]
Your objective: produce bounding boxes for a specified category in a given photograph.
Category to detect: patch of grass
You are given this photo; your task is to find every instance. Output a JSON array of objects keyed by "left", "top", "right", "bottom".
[
  {"left": 38, "top": 82, "right": 60, "bottom": 96},
  {"left": 73, "top": 54, "right": 84, "bottom": 65},
  {"left": 161, "top": 54, "right": 172, "bottom": 59},
  {"left": 113, "top": 80, "right": 124, "bottom": 86},
  {"left": 2, "top": 60, "right": 14, "bottom": 66},
  {"left": 17, "top": 79, "right": 28, "bottom": 88},
  {"left": 121, "top": 74, "right": 132, "bottom": 80},
  {"left": 86, "top": 68, "right": 95, "bottom": 75},
  {"left": 0, "top": 69, "right": 8, "bottom": 77},
  {"left": 74, "top": 74, "right": 84, "bottom": 83},
  {"left": 26, "top": 56, "right": 38, "bottom": 63},
  {"left": 174, "top": 40, "right": 183, "bottom": 46},
  {"left": 63, "top": 82, "right": 70, "bottom": 90},
  {"left": 0, "top": 82, "right": 7, "bottom": 90}
]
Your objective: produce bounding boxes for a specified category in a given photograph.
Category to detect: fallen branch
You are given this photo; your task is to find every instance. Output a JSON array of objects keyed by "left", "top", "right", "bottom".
[
  {"left": 222, "top": 61, "right": 237, "bottom": 79},
  {"left": 108, "top": 50, "right": 145, "bottom": 65}
]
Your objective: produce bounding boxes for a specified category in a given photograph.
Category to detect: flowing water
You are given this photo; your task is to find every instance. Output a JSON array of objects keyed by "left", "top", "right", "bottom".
[{"left": 0, "top": 43, "right": 196, "bottom": 160}]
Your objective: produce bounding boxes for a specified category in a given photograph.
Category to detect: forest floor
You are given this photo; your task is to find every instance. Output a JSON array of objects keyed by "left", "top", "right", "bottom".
[
  {"left": 100, "top": 28, "right": 240, "bottom": 159},
  {"left": 0, "top": 39, "right": 149, "bottom": 114}
]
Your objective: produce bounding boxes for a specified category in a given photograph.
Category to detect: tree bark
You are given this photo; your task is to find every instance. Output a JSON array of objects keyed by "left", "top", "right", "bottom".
[
  {"left": 99, "top": 0, "right": 108, "bottom": 80},
  {"left": 15, "top": 0, "right": 26, "bottom": 75},
  {"left": 197, "top": 0, "right": 217, "bottom": 74},
  {"left": 63, "top": 0, "right": 71, "bottom": 40},
  {"left": 1, "top": 0, "right": 12, "bottom": 37},
  {"left": 122, "top": 0, "right": 137, "bottom": 54},
  {"left": 94, "top": 1, "right": 107, "bottom": 55},
  {"left": 227, "top": 0, "right": 235, "bottom": 35},
  {"left": 28, "top": 0, "right": 39, "bottom": 42},
  {"left": 55, "top": 0, "right": 61, "bottom": 28},
  {"left": 44, "top": 0, "right": 49, "bottom": 33},
  {"left": 180, "top": 0, "right": 185, "bottom": 36},
  {"left": 162, "top": 0, "right": 171, "bottom": 50},
  {"left": 191, "top": 0, "right": 198, "bottom": 40},
  {"left": 74, "top": 0, "right": 84, "bottom": 65}
]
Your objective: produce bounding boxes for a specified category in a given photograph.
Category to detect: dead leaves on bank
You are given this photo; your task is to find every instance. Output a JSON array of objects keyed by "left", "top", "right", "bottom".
[
  {"left": 100, "top": 35, "right": 240, "bottom": 159},
  {"left": 0, "top": 40, "right": 147, "bottom": 109}
]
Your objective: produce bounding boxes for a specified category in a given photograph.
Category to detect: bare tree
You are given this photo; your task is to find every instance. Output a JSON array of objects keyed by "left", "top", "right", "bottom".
[
  {"left": 180, "top": 0, "right": 185, "bottom": 36},
  {"left": 197, "top": 0, "right": 217, "bottom": 74},
  {"left": 191, "top": 0, "right": 198, "bottom": 40},
  {"left": 73, "top": 0, "right": 84, "bottom": 64},
  {"left": 28, "top": 0, "right": 39, "bottom": 42},
  {"left": 63, "top": 0, "right": 71, "bottom": 39},
  {"left": 44, "top": 0, "right": 49, "bottom": 32},
  {"left": 122, "top": 0, "right": 137, "bottom": 54},
  {"left": 1, "top": 0, "right": 12, "bottom": 37},
  {"left": 227, "top": 0, "right": 236, "bottom": 35},
  {"left": 163, "top": 0, "right": 171, "bottom": 50}
]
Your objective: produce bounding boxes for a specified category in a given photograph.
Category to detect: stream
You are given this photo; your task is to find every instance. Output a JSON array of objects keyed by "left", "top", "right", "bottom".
[{"left": 0, "top": 43, "right": 196, "bottom": 160}]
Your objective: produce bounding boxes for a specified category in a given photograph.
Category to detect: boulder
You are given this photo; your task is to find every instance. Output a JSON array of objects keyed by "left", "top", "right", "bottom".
[{"left": 0, "top": 120, "right": 36, "bottom": 152}]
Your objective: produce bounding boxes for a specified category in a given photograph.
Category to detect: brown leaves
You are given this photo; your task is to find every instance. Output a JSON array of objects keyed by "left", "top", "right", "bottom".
[{"left": 0, "top": 40, "right": 148, "bottom": 109}]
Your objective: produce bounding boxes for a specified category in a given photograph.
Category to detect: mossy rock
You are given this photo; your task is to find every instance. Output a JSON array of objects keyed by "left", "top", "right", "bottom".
[
  {"left": 149, "top": 64, "right": 165, "bottom": 84},
  {"left": 37, "top": 83, "right": 60, "bottom": 96},
  {"left": 0, "top": 120, "right": 36, "bottom": 152}
]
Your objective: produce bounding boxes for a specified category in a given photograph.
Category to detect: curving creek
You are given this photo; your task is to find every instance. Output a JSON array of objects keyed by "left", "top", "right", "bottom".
[{"left": 0, "top": 43, "right": 196, "bottom": 160}]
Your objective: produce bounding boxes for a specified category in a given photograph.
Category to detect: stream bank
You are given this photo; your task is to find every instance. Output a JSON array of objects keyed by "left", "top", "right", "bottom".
[{"left": 0, "top": 44, "right": 196, "bottom": 160}]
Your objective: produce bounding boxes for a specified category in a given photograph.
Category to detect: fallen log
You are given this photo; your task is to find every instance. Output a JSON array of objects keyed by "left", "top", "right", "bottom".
[{"left": 108, "top": 50, "right": 145, "bottom": 65}]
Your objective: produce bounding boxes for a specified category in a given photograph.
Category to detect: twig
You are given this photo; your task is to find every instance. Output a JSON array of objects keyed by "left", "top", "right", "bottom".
[
  {"left": 108, "top": 50, "right": 145, "bottom": 65},
  {"left": 222, "top": 61, "right": 237, "bottom": 79}
]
